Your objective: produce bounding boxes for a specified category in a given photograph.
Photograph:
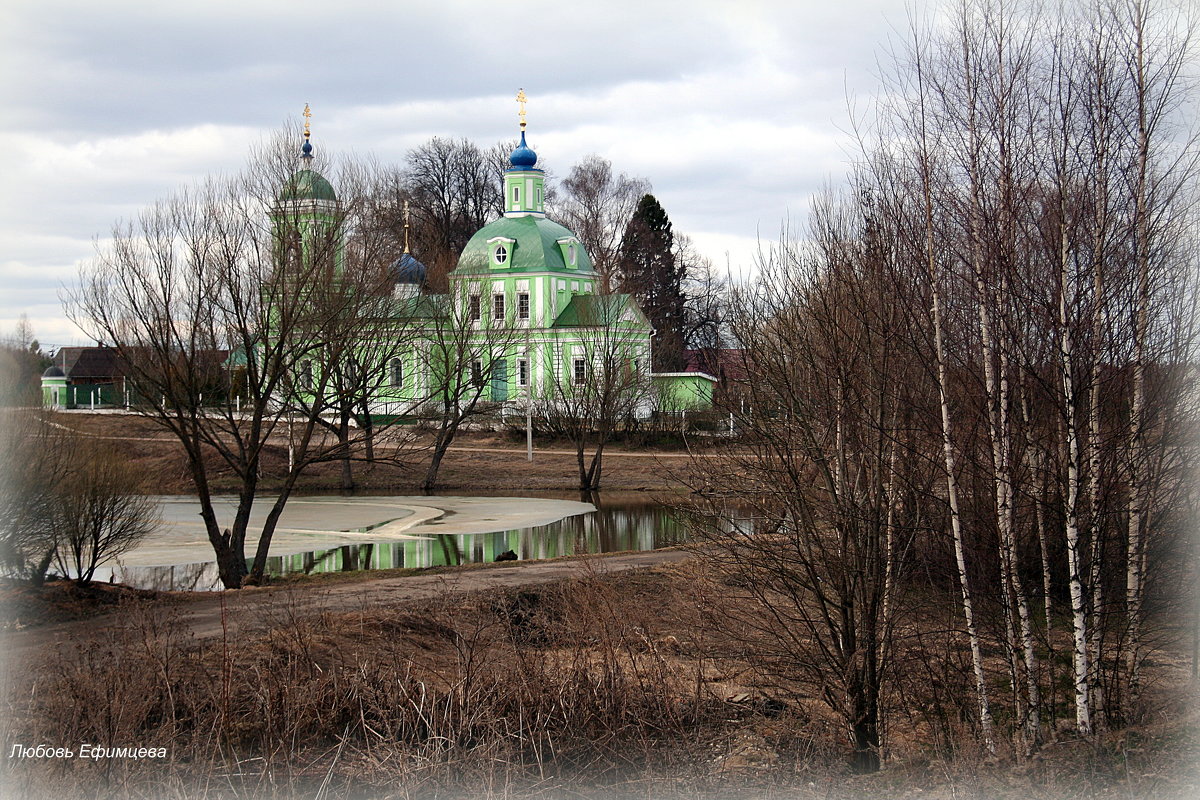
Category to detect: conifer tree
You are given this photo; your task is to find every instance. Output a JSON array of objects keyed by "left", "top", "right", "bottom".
[{"left": 617, "top": 194, "right": 687, "bottom": 371}]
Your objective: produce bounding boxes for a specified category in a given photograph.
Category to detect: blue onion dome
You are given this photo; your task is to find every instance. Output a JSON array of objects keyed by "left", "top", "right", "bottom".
[
  {"left": 42, "top": 365, "right": 66, "bottom": 378},
  {"left": 509, "top": 131, "right": 538, "bottom": 169},
  {"left": 390, "top": 253, "right": 427, "bottom": 286}
]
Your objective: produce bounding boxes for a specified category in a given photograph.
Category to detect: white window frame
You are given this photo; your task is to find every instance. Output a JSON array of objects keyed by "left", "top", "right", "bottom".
[
  {"left": 518, "top": 292, "right": 530, "bottom": 320},
  {"left": 557, "top": 237, "right": 580, "bottom": 270},
  {"left": 493, "top": 292, "right": 506, "bottom": 321},
  {"left": 517, "top": 357, "right": 529, "bottom": 387},
  {"left": 469, "top": 294, "right": 481, "bottom": 321},
  {"left": 487, "top": 236, "right": 516, "bottom": 268},
  {"left": 573, "top": 357, "right": 587, "bottom": 386}
]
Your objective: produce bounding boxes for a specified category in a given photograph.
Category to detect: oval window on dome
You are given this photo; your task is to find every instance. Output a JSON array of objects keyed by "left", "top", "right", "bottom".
[
  {"left": 568, "top": 244, "right": 577, "bottom": 265},
  {"left": 493, "top": 244, "right": 508, "bottom": 265}
]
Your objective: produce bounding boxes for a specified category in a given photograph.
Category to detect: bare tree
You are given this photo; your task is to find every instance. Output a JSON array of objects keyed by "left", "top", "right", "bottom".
[
  {"left": 416, "top": 279, "right": 524, "bottom": 492},
  {"left": 50, "top": 437, "right": 158, "bottom": 584},
  {"left": 0, "top": 410, "right": 68, "bottom": 584},
  {"left": 678, "top": 234, "right": 727, "bottom": 355},
  {"left": 688, "top": 192, "right": 926, "bottom": 773},
  {"left": 536, "top": 294, "right": 652, "bottom": 491},
  {"left": 873, "top": 15, "right": 1001, "bottom": 750},
  {"left": 1109, "top": 0, "right": 1198, "bottom": 710},
  {"left": 400, "top": 137, "right": 514, "bottom": 290},
  {"left": 551, "top": 155, "right": 650, "bottom": 290},
  {"left": 284, "top": 162, "right": 424, "bottom": 491},
  {"left": 68, "top": 130, "right": 415, "bottom": 588},
  {"left": 869, "top": 0, "right": 1198, "bottom": 744}
]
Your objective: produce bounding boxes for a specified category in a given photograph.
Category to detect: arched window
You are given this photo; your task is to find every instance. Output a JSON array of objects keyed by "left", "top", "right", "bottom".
[
  {"left": 389, "top": 358, "right": 403, "bottom": 388},
  {"left": 493, "top": 244, "right": 508, "bottom": 265}
]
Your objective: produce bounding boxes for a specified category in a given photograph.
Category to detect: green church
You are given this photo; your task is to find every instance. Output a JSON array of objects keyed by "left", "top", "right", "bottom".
[{"left": 44, "top": 96, "right": 716, "bottom": 418}]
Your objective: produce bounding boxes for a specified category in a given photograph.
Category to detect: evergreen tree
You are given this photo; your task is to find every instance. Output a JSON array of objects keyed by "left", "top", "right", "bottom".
[
  {"left": 617, "top": 194, "right": 687, "bottom": 372},
  {"left": 0, "top": 314, "right": 50, "bottom": 406}
]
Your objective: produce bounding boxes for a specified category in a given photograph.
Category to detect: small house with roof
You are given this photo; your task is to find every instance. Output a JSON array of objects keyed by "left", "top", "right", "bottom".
[{"left": 40, "top": 346, "right": 128, "bottom": 409}]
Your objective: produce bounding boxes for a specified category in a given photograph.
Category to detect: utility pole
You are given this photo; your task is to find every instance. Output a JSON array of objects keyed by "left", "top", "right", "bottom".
[{"left": 526, "top": 394, "right": 533, "bottom": 461}]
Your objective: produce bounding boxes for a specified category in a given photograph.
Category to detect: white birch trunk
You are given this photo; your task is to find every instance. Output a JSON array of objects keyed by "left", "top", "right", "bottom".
[
  {"left": 1124, "top": 1, "right": 1152, "bottom": 711},
  {"left": 910, "top": 23, "right": 994, "bottom": 751},
  {"left": 935, "top": 286, "right": 996, "bottom": 752},
  {"left": 1058, "top": 219, "right": 1093, "bottom": 737}
]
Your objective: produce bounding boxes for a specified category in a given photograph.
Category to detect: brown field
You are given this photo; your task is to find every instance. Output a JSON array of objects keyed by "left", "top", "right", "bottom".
[
  {"left": 40, "top": 410, "right": 711, "bottom": 494},
  {"left": 1, "top": 412, "right": 1197, "bottom": 800},
  {"left": 3, "top": 557, "right": 1198, "bottom": 800}
]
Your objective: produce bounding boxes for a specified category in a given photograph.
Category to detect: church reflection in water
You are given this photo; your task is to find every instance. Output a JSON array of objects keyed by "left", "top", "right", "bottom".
[{"left": 105, "top": 502, "right": 729, "bottom": 592}]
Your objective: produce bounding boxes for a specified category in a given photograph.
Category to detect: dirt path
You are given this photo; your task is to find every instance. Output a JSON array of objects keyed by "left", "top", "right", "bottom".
[{"left": 4, "top": 549, "right": 693, "bottom": 662}]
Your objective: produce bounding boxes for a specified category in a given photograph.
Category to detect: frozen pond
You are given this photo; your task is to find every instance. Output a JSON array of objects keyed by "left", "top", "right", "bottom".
[
  {"left": 117, "top": 495, "right": 594, "bottom": 567},
  {"left": 94, "top": 495, "right": 697, "bottom": 591}
]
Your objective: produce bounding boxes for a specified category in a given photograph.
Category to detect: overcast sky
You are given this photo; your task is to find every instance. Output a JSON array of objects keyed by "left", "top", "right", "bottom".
[{"left": 1, "top": 0, "right": 916, "bottom": 349}]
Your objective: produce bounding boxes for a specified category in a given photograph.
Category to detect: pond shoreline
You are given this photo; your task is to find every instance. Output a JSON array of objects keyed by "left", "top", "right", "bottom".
[{"left": 100, "top": 494, "right": 701, "bottom": 591}]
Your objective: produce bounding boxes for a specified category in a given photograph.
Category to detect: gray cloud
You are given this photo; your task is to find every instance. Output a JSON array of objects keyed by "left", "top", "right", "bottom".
[{"left": 1, "top": 0, "right": 917, "bottom": 346}]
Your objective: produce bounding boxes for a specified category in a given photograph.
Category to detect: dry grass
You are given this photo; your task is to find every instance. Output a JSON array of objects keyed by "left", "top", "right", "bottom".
[
  {"left": 0, "top": 578, "right": 160, "bottom": 630},
  {"left": 3, "top": 562, "right": 1197, "bottom": 800}
]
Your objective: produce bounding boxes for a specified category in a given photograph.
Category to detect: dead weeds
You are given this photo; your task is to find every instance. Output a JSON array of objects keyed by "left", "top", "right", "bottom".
[{"left": 3, "top": 563, "right": 1197, "bottom": 800}]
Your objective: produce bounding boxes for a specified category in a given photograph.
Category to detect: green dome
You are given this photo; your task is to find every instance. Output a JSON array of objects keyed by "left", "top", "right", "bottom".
[
  {"left": 453, "top": 216, "right": 594, "bottom": 275},
  {"left": 279, "top": 168, "right": 337, "bottom": 203}
]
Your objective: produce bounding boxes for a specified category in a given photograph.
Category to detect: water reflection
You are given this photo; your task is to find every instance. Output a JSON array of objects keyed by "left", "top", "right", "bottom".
[{"left": 108, "top": 502, "right": 697, "bottom": 592}]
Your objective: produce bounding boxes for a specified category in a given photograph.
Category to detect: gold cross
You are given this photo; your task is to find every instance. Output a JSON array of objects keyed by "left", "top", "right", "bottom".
[
  {"left": 303, "top": 103, "right": 312, "bottom": 137},
  {"left": 516, "top": 89, "right": 527, "bottom": 131},
  {"left": 403, "top": 199, "right": 411, "bottom": 254}
]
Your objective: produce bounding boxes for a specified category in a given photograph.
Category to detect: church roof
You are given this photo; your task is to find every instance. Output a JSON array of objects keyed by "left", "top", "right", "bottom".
[
  {"left": 390, "top": 253, "right": 427, "bottom": 286},
  {"left": 387, "top": 293, "right": 446, "bottom": 320},
  {"left": 553, "top": 294, "right": 646, "bottom": 328},
  {"left": 508, "top": 130, "right": 538, "bottom": 170},
  {"left": 454, "top": 216, "right": 594, "bottom": 275},
  {"left": 279, "top": 168, "right": 337, "bottom": 203}
]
